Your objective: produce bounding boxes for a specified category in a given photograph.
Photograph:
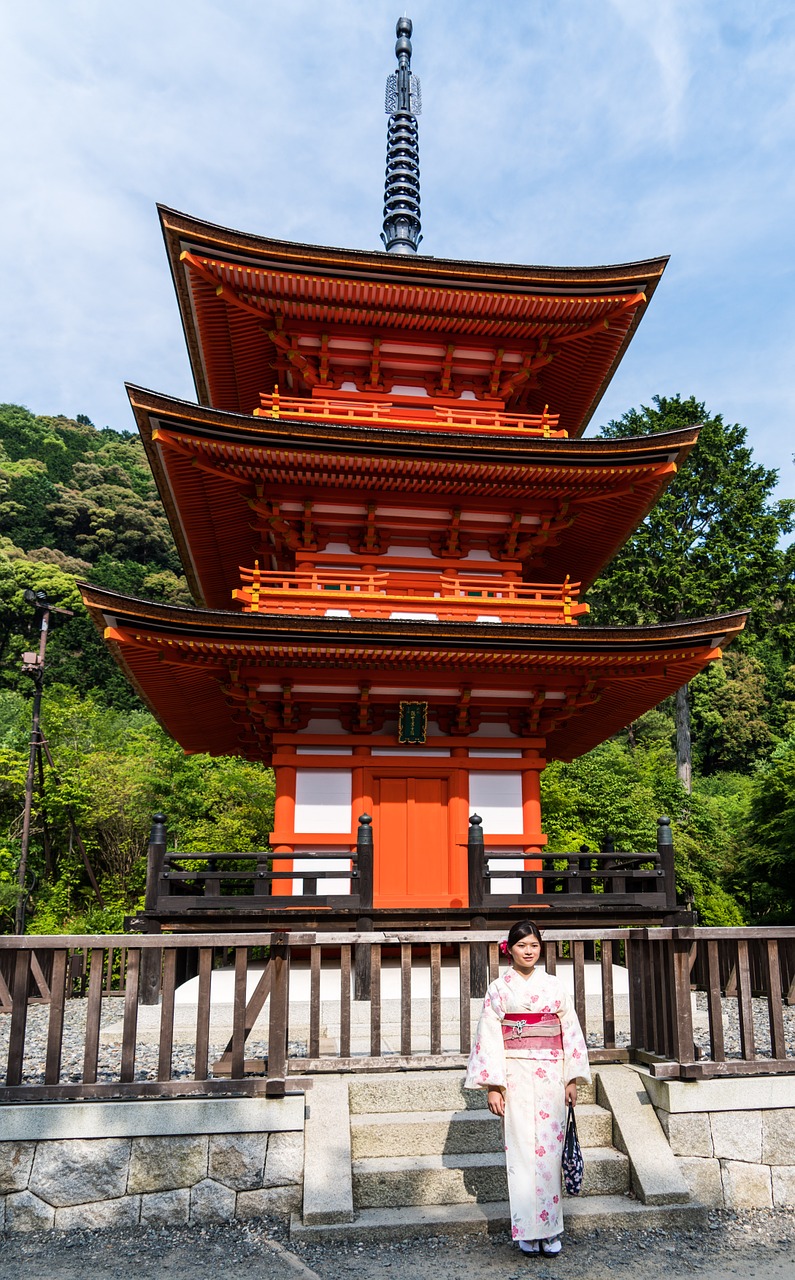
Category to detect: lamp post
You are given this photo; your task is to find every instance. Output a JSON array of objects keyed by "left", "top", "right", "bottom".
[{"left": 15, "top": 590, "right": 72, "bottom": 934}]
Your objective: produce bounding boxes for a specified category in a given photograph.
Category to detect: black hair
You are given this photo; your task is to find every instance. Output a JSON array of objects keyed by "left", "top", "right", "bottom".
[{"left": 507, "top": 919, "right": 543, "bottom": 950}]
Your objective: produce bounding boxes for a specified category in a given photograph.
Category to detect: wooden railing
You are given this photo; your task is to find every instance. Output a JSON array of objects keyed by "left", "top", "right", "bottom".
[
  {"left": 254, "top": 391, "right": 566, "bottom": 437},
  {"left": 150, "top": 814, "right": 372, "bottom": 913},
  {"left": 156, "top": 851, "right": 361, "bottom": 910},
  {"left": 0, "top": 929, "right": 626, "bottom": 1100},
  {"left": 233, "top": 565, "right": 587, "bottom": 624},
  {"left": 146, "top": 813, "right": 676, "bottom": 917},
  {"left": 0, "top": 944, "right": 128, "bottom": 1009},
  {"left": 2, "top": 927, "right": 794, "bottom": 1101},
  {"left": 629, "top": 926, "right": 795, "bottom": 1079},
  {"left": 468, "top": 814, "right": 678, "bottom": 912}
]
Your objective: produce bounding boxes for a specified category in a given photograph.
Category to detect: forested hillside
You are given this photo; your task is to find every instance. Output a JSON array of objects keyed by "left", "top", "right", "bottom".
[{"left": 0, "top": 397, "right": 793, "bottom": 933}]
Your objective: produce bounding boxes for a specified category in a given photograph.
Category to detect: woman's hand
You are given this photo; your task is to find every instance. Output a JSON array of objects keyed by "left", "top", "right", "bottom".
[
  {"left": 487, "top": 1087, "right": 505, "bottom": 1117},
  {"left": 565, "top": 1080, "right": 578, "bottom": 1107}
]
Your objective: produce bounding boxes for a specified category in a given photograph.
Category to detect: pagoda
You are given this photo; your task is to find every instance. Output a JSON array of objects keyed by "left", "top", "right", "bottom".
[{"left": 81, "top": 19, "right": 746, "bottom": 922}]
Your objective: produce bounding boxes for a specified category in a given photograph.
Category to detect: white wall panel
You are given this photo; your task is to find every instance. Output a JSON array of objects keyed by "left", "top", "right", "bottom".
[
  {"left": 469, "top": 772, "right": 523, "bottom": 834},
  {"left": 294, "top": 769, "right": 352, "bottom": 833},
  {"left": 487, "top": 851, "right": 524, "bottom": 895},
  {"left": 292, "top": 848, "right": 352, "bottom": 896}
]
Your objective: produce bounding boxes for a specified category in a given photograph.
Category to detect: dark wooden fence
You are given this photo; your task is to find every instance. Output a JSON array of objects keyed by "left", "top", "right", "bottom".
[
  {"left": 690, "top": 934, "right": 795, "bottom": 1005},
  {"left": 2, "top": 926, "right": 794, "bottom": 1101},
  {"left": 468, "top": 814, "right": 677, "bottom": 911},
  {"left": 146, "top": 811, "right": 677, "bottom": 916},
  {"left": 628, "top": 926, "right": 795, "bottom": 1078},
  {"left": 150, "top": 813, "right": 371, "bottom": 912}
]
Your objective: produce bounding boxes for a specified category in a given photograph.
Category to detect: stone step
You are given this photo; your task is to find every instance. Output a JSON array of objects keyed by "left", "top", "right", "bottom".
[
  {"left": 350, "top": 1103, "right": 612, "bottom": 1159},
  {"left": 347, "top": 1070, "right": 595, "bottom": 1115},
  {"left": 290, "top": 1195, "right": 710, "bottom": 1244},
  {"left": 352, "top": 1145, "right": 629, "bottom": 1209}
]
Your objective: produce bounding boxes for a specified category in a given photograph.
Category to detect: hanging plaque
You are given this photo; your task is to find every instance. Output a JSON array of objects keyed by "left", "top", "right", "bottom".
[{"left": 398, "top": 700, "right": 428, "bottom": 745}]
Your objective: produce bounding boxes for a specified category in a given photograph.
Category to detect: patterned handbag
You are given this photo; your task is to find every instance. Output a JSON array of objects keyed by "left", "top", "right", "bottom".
[{"left": 562, "top": 1100, "right": 584, "bottom": 1195}]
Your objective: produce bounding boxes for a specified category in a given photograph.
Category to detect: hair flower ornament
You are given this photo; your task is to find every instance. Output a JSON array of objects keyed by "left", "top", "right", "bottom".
[{"left": 498, "top": 938, "right": 509, "bottom": 955}]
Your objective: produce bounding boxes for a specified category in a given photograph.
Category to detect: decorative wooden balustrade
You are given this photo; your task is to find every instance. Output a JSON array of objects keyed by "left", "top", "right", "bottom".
[
  {"left": 2, "top": 927, "right": 794, "bottom": 1102},
  {"left": 468, "top": 814, "right": 678, "bottom": 913},
  {"left": 254, "top": 390, "right": 566, "bottom": 437},
  {"left": 149, "top": 813, "right": 372, "bottom": 914},
  {"left": 233, "top": 564, "right": 587, "bottom": 624},
  {"left": 143, "top": 813, "right": 677, "bottom": 920}
]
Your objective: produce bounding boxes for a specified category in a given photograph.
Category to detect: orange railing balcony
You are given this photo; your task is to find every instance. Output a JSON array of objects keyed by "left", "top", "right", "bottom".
[
  {"left": 254, "top": 390, "right": 565, "bottom": 438},
  {"left": 233, "top": 565, "right": 588, "bottom": 624}
]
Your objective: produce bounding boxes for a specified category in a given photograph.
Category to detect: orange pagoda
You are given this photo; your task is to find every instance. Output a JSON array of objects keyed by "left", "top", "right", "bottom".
[{"left": 81, "top": 19, "right": 745, "bottom": 926}]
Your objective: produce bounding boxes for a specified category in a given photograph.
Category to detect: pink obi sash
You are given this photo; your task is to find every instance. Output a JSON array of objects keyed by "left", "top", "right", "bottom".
[{"left": 502, "top": 1012, "right": 563, "bottom": 1050}]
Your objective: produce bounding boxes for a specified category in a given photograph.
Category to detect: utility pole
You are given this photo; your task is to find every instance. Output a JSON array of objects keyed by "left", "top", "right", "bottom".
[{"left": 15, "top": 590, "right": 72, "bottom": 934}]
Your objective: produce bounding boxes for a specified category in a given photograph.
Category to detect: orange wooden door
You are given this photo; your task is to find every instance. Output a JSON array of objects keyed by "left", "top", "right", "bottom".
[{"left": 371, "top": 773, "right": 461, "bottom": 907}]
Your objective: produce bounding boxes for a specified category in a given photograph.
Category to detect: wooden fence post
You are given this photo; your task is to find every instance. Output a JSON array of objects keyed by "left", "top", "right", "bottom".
[
  {"left": 266, "top": 933, "right": 290, "bottom": 1096},
  {"left": 355, "top": 815, "right": 373, "bottom": 1001},
  {"left": 468, "top": 814, "right": 488, "bottom": 997},
  {"left": 467, "top": 814, "right": 485, "bottom": 911},
  {"left": 669, "top": 929, "right": 696, "bottom": 1068},
  {"left": 140, "top": 814, "right": 166, "bottom": 1006},
  {"left": 657, "top": 816, "right": 677, "bottom": 911}
]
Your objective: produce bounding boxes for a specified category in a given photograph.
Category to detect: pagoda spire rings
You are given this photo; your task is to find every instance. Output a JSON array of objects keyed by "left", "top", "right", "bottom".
[{"left": 382, "top": 17, "right": 422, "bottom": 255}]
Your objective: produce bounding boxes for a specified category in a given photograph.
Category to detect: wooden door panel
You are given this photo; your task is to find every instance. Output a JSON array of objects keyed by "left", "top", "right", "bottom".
[
  {"left": 372, "top": 772, "right": 458, "bottom": 907},
  {"left": 374, "top": 776, "right": 410, "bottom": 902},
  {"left": 408, "top": 775, "right": 449, "bottom": 899}
]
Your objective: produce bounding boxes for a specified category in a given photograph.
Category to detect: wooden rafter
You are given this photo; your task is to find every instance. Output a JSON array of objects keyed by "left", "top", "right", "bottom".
[{"left": 365, "top": 338, "right": 383, "bottom": 391}]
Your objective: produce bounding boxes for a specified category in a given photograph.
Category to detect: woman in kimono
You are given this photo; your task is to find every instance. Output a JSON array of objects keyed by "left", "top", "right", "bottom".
[{"left": 465, "top": 919, "right": 590, "bottom": 1256}]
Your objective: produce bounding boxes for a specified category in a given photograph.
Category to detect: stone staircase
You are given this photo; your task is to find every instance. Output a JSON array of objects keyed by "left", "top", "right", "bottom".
[
  {"left": 349, "top": 1071, "right": 627, "bottom": 1212},
  {"left": 291, "top": 1066, "right": 708, "bottom": 1242}
]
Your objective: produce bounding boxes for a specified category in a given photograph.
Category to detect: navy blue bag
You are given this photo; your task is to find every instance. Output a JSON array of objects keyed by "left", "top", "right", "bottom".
[{"left": 562, "top": 1100, "right": 584, "bottom": 1194}]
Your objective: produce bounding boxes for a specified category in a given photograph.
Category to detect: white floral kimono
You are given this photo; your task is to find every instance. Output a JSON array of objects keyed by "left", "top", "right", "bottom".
[{"left": 465, "top": 966, "right": 591, "bottom": 1242}]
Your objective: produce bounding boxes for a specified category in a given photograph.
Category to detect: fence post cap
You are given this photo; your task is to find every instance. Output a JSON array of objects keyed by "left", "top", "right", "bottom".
[
  {"left": 469, "top": 813, "right": 483, "bottom": 826},
  {"left": 358, "top": 813, "right": 372, "bottom": 826},
  {"left": 149, "top": 814, "right": 167, "bottom": 843}
]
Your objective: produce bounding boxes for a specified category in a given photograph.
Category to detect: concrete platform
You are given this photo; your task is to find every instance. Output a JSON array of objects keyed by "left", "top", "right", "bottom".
[
  {"left": 351, "top": 1145, "right": 629, "bottom": 1208},
  {"left": 289, "top": 1195, "right": 709, "bottom": 1243},
  {"left": 347, "top": 1071, "right": 595, "bottom": 1112},
  {"left": 349, "top": 1103, "right": 612, "bottom": 1158}
]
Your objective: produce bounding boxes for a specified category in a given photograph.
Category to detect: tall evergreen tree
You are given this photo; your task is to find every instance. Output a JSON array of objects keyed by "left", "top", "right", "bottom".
[{"left": 588, "top": 395, "right": 795, "bottom": 789}]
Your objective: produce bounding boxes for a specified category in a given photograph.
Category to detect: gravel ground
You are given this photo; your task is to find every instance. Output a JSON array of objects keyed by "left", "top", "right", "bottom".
[
  {"left": 0, "top": 1210, "right": 794, "bottom": 1280},
  {"left": 2, "top": 989, "right": 794, "bottom": 1082},
  {"left": 0, "top": 1000, "right": 302, "bottom": 1083},
  {"left": 691, "top": 990, "right": 795, "bottom": 1059}
]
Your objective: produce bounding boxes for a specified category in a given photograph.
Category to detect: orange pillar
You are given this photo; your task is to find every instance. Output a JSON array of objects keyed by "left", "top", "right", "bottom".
[
  {"left": 271, "top": 762, "right": 295, "bottom": 897},
  {"left": 522, "top": 749, "right": 544, "bottom": 892}
]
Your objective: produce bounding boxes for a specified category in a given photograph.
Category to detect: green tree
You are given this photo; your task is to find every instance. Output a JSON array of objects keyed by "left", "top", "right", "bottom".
[
  {"left": 0, "top": 403, "right": 192, "bottom": 708},
  {"left": 540, "top": 738, "right": 747, "bottom": 924},
  {"left": 0, "top": 685, "right": 276, "bottom": 934},
  {"left": 589, "top": 395, "right": 795, "bottom": 789},
  {"left": 689, "top": 650, "right": 772, "bottom": 774},
  {"left": 743, "top": 734, "right": 795, "bottom": 923}
]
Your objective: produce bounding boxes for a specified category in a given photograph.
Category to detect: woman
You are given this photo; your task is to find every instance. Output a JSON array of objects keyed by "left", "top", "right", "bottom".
[{"left": 465, "top": 919, "right": 590, "bottom": 1256}]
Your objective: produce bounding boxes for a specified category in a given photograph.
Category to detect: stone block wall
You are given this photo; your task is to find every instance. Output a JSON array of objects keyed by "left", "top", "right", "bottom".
[
  {"left": 0, "top": 1101, "right": 305, "bottom": 1233},
  {"left": 657, "top": 1106, "right": 795, "bottom": 1210}
]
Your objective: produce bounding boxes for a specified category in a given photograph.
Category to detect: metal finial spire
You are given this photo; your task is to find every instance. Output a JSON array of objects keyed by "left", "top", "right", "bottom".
[{"left": 381, "top": 16, "right": 422, "bottom": 254}]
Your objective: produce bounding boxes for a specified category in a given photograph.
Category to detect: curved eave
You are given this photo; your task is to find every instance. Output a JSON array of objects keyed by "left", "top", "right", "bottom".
[
  {"left": 79, "top": 583, "right": 747, "bottom": 764},
  {"left": 159, "top": 205, "right": 667, "bottom": 437},
  {"left": 128, "top": 385, "right": 697, "bottom": 608}
]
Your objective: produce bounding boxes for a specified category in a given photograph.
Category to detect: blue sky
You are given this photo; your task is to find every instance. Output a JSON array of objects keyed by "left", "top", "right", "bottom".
[{"left": 1, "top": 0, "right": 793, "bottom": 499}]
